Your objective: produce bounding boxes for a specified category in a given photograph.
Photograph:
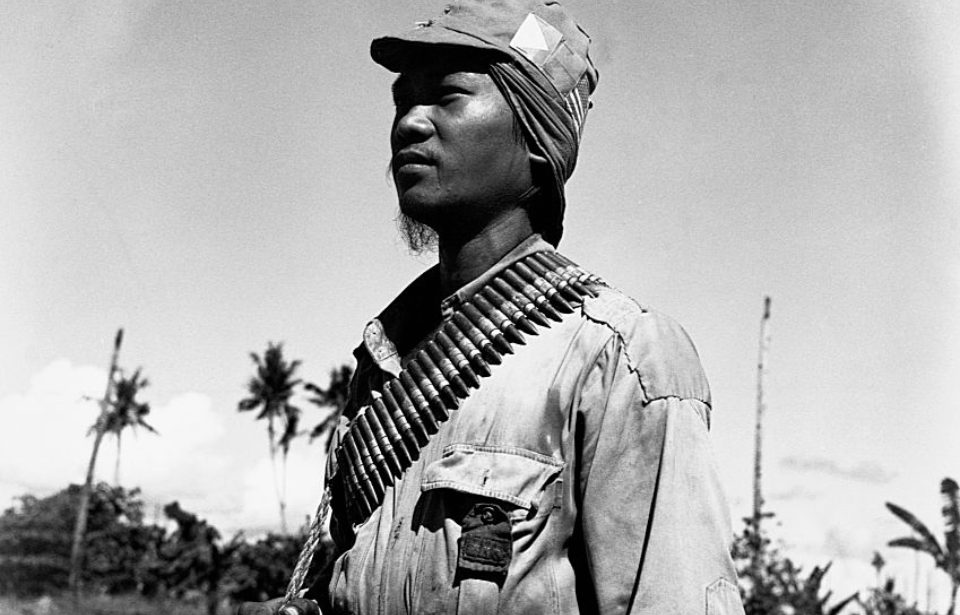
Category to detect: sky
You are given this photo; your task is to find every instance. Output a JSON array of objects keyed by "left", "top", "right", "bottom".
[{"left": 2, "top": 0, "right": 959, "bottom": 609}]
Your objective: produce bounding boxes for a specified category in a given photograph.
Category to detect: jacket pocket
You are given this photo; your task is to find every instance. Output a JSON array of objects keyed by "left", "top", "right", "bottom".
[
  {"left": 421, "top": 444, "right": 564, "bottom": 516},
  {"left": 706, "top": 577, "right": 746, "bottom": 615},
  {"left": 419, "top": 444, "right": 565, "bottom": 615}
]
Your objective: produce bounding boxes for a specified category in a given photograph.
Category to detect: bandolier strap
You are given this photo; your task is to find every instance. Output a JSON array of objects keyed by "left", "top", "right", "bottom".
[
  {"left": 330, "top": 251, "right": 605, "bottom": 523},
  {"left": 284, "top": 250, "right": 605, "bottom": 601}
]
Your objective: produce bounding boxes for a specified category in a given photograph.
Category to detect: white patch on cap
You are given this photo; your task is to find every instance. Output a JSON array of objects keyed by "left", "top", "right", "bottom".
[
  {"left": 510, "top": 13, "right": 563, "bottom": 67},
  {"left": 512, "top": 13, "right": 549, "bottom": 52}
]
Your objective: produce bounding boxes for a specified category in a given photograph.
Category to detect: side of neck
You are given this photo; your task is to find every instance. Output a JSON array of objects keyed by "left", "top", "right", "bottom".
[{"left": 437, "top": 207, "right": 534, "bottom": 296}]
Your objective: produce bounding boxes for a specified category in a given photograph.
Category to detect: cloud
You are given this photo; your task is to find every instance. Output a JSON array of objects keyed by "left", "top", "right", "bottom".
[
  {"left": 225, "top": 443, "right": 326, "bottom": 537},
  {"left": 0, "top": 358, "right": 328, "bottom": 540},
  {"left": 780, "top": 455, "right": 896, "bottom": 484},
  {"left": 0, "top": 359, "right": 232, "bottom": 516},
  {"left": 767, "top": 484, "right": 822, "bottom": 502},
  {"left": 0, "top": 359, "right": 106, "bottom": 505}
]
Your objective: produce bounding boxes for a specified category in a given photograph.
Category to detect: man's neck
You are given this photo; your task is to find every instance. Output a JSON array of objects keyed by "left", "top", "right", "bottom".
[{"left": 436, "top": 208, "right": 534, "bottom": 297}]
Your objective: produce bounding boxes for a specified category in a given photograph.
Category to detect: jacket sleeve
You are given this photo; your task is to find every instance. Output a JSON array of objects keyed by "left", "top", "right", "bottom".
[{"left": 575, "top": 325, "right": 744, "bottom": 615}]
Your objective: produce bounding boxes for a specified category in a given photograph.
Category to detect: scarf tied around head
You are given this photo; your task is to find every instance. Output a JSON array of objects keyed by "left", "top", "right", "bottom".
[{"left": 487, "top": 61, "right": 585, "bottom": 247}]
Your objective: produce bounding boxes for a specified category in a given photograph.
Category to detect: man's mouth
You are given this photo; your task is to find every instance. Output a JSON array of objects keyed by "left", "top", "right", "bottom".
[{"left": 392, "top": 150, "right": 434, "bottom": 173}]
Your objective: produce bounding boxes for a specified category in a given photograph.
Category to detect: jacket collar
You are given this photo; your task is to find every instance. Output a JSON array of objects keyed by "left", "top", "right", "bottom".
[{"left": 357, "top": 233, "right": 555, "bottom": 375}]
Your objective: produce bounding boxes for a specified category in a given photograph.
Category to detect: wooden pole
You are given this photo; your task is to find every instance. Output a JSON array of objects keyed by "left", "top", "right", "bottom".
[
  {"left": 751, "top": 297, "right": 772, "bottom": 572},
  {"left": 68, "top": 328, "right": 123, "bottom": 610}
]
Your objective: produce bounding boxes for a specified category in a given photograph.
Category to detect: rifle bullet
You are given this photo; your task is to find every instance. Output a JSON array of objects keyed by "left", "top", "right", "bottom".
[
  {"left": 474, "top": 293, "right": 526, "bottom": 345},
  {"left": 407, "top": 359, "right": 449, "bottom": 421},
  {"left": 481, "top": 286, "right": 538, "bottom": 336},
  {"left": 460, "top": 303, "right": 513, "bottom": 355},
  {"left": 514, "top": 261, "right": 574, "bottom": 313},
  {"left": 417, "top": 349, "right": 460, "bottom": 409},
  {"left": 399, "top": 371, "right": 440, "bottom": 433},
  {"left": 551, "top": 252, "right": 602, "bottom": 285},
  {"left": 444, "top": 320, "right": 495, "bottom": 374},
  {"left": 337, "top": 445, "right": 370, "bottom": 519},
  {"left": 380, "top": 387, "right": 420, "bottom": 456},
  {"left": 425, "top": 340, "right": 470, "bottom": 398},
  {"left": 356, "top": 412, "right": 393, "bottom": 488},
  {"left": 452, "top": 313, "right": 502, "bottom": 365},
  {"left": 537, "top": 252, "right": 597, "bottom": 297},
  {"left": 528, "top": 254, "right": 585, "bottom": 303},
  {"left": 386, "top": 380, "right": 429, "bottom": 446},
  {"left": 436, "top": 330, "right": 481, "bottom": 388},
  {"left": 367, "top": 400, "right": 407, "bottom": 474},
  {"left": 491, "top": 277, "right": 551, "bottom": 328},
  {"left": 344, "top": 433, "right": 380, "bottom": 509},
  {"left": 372, "top": 396, "right": 412, "bottom": 467},
  {"left": 502, "top": 269, "right": 562, "bottom": 322}
]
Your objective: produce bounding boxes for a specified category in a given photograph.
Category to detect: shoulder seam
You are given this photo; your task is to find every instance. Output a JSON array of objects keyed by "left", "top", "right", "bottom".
[
  {"left": 580, "top": 301, "right": 652, "bottom": 402},
  {"left": 645, "top": 394, "right": 712, "bottom": 408}
]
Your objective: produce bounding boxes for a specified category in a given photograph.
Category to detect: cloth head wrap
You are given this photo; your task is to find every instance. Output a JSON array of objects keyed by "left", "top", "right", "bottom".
[{"left": 371, "top": 0, "right": 599, "bottom": 246}]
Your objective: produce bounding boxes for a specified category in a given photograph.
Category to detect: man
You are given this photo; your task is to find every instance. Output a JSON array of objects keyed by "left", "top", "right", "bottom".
[{"left": 241, "top": 1, "right": 744, "bottom": 613}]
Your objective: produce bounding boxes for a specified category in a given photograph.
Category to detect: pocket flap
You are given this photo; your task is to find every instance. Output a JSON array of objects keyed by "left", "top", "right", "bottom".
[{"left": 421, "top": 444, "right": 564, "bottom": 510}]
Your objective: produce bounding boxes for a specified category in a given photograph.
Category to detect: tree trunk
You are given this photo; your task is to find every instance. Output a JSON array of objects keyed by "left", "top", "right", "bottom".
[
  {"left": 267, "top": 416, "right": 287, "bottom": 534},
  {"left": 206, "top": 580, "right": 220, "bottom": 615},
  {"left": 68, "top": 328, "right": 123, "bottom": 610},
  {"left": 114, "top": 433, "right": 122, "bottom": 485},
  {"left": 751, "top": 297, "right": 772, "bottom": 574}
]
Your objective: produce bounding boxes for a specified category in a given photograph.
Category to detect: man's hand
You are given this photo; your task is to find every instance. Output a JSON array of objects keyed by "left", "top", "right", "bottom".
[{"left": 235, "top": 598, "right": 321, "bottom": 615}]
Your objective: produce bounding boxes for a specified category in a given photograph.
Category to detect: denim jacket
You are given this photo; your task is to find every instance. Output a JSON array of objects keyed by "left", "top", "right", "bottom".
[{"left": 318, "top": 235, "right": 744, "bottom": 615}]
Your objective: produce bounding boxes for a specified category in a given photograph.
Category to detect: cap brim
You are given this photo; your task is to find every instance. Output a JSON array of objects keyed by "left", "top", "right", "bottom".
[{"left": 371, "top": 27, "right": 510, "bottom": 73}]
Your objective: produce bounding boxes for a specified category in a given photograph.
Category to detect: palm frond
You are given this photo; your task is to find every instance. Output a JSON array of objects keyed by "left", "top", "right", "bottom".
[
  {"left": 827, "top": 591, "right": 859, "bottom": 615},
  {"left": 888, "top": 537, "right": 946, "bottom": 566},
  {"left": 306, "top": 364, "right": 353, "bottom": 450},
  {"left": 309, "top": 413, "right": 340, "bottom": 441},
  {"left": 886, "top": 502, "right": 944, "bottom": 557},
  {"left": 101, "top": 366, "right": 154, "bottom": 436}
]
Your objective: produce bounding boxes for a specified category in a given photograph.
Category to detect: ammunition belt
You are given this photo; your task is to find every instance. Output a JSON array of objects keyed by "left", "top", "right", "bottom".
[{"left": 333, "top": 251, "right": 605, "bottom": 523}]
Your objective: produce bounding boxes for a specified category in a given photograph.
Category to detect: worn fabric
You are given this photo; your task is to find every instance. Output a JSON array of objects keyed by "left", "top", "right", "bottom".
[
  {"left": 488, "top": 61, "right": 582, "bottom": 246},
  {"left": 314, "top": 235, "right": 744, "bottom": 615}
]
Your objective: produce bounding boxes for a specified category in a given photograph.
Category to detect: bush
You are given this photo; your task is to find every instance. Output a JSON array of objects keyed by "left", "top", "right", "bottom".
[{"left": 0, "top": 483, "right": 163, "bottom": 597}]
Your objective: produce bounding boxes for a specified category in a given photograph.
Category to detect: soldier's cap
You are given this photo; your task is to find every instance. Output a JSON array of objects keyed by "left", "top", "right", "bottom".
[{"left": 370, "top": 0, "right": 598, "bottom": 103}]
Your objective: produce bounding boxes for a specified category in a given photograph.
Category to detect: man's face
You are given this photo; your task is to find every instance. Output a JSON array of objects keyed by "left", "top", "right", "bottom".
[{"left": 390, "top": 54, "right": 534, "bottom": 237}]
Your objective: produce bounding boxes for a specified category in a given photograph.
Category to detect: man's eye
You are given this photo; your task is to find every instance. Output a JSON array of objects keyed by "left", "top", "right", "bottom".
[{"left": 438, "top": 88, "right": 466, "bottom": 103}]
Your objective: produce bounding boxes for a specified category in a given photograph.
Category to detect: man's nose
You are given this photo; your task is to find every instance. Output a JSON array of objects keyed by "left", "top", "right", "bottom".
[{"left": 392, "top": 105, "right": 434, "bottom": 147}]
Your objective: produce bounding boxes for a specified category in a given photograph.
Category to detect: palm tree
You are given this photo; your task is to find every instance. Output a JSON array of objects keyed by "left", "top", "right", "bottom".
[
  {"left": 69, "top": 329, "right": 123, "bottom": 608},
  {"left": 886, "top": 477, "right": 960, "bottom": 614},
  {"left": 305, "top": 364, "right": 353, "bottom": 453},
  {"left": 100, "top": 367, "right": 156, "bottom": 484},
  {"left": 238, "top": 342, "right": 303, "bottom": 534}
]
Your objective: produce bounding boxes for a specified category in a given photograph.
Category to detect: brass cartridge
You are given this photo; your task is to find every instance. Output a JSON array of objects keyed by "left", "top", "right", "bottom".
[
  {"left": 425, "top": 340, "right": 470, "bottom": 398},
  {"left": 435, "top": 330, "right": 481, "bottom": 387}
]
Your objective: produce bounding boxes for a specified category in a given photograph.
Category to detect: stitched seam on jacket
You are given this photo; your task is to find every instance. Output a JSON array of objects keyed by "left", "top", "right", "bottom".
[
  {"left": 580, "top": 294, "right": 712, "bottom": 410},
  {"left": 579, "top": 303, "right": 651, "bottom": 403},
  {"left": 645, "top": 394, "right": 712, "bottom": 409},
  {"left": 645, "top": 395, "right": 712, "bottom": 428}
]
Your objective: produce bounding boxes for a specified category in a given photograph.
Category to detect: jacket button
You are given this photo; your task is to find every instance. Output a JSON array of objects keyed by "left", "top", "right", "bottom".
[{"left": 479, "top": 506, "right": 496, "bottom": 524}]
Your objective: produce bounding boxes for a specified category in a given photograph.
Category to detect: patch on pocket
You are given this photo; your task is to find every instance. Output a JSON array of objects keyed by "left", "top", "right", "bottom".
[
  {"left": 706, "top": 578, "right": 745, "bottom": 615},
  {"left": 458, "top": 502, "right": 512, "bottom": 576}
]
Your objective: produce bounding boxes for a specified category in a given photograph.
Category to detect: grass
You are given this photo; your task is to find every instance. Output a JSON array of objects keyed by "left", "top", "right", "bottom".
[{"left": 0, "top": 593, "right": 210, "bottom": 615}]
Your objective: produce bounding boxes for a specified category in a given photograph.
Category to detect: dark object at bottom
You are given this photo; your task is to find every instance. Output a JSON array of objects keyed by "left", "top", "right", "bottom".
[{"left": 457, "top": 501, "right": 513, "bottom": 584}]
